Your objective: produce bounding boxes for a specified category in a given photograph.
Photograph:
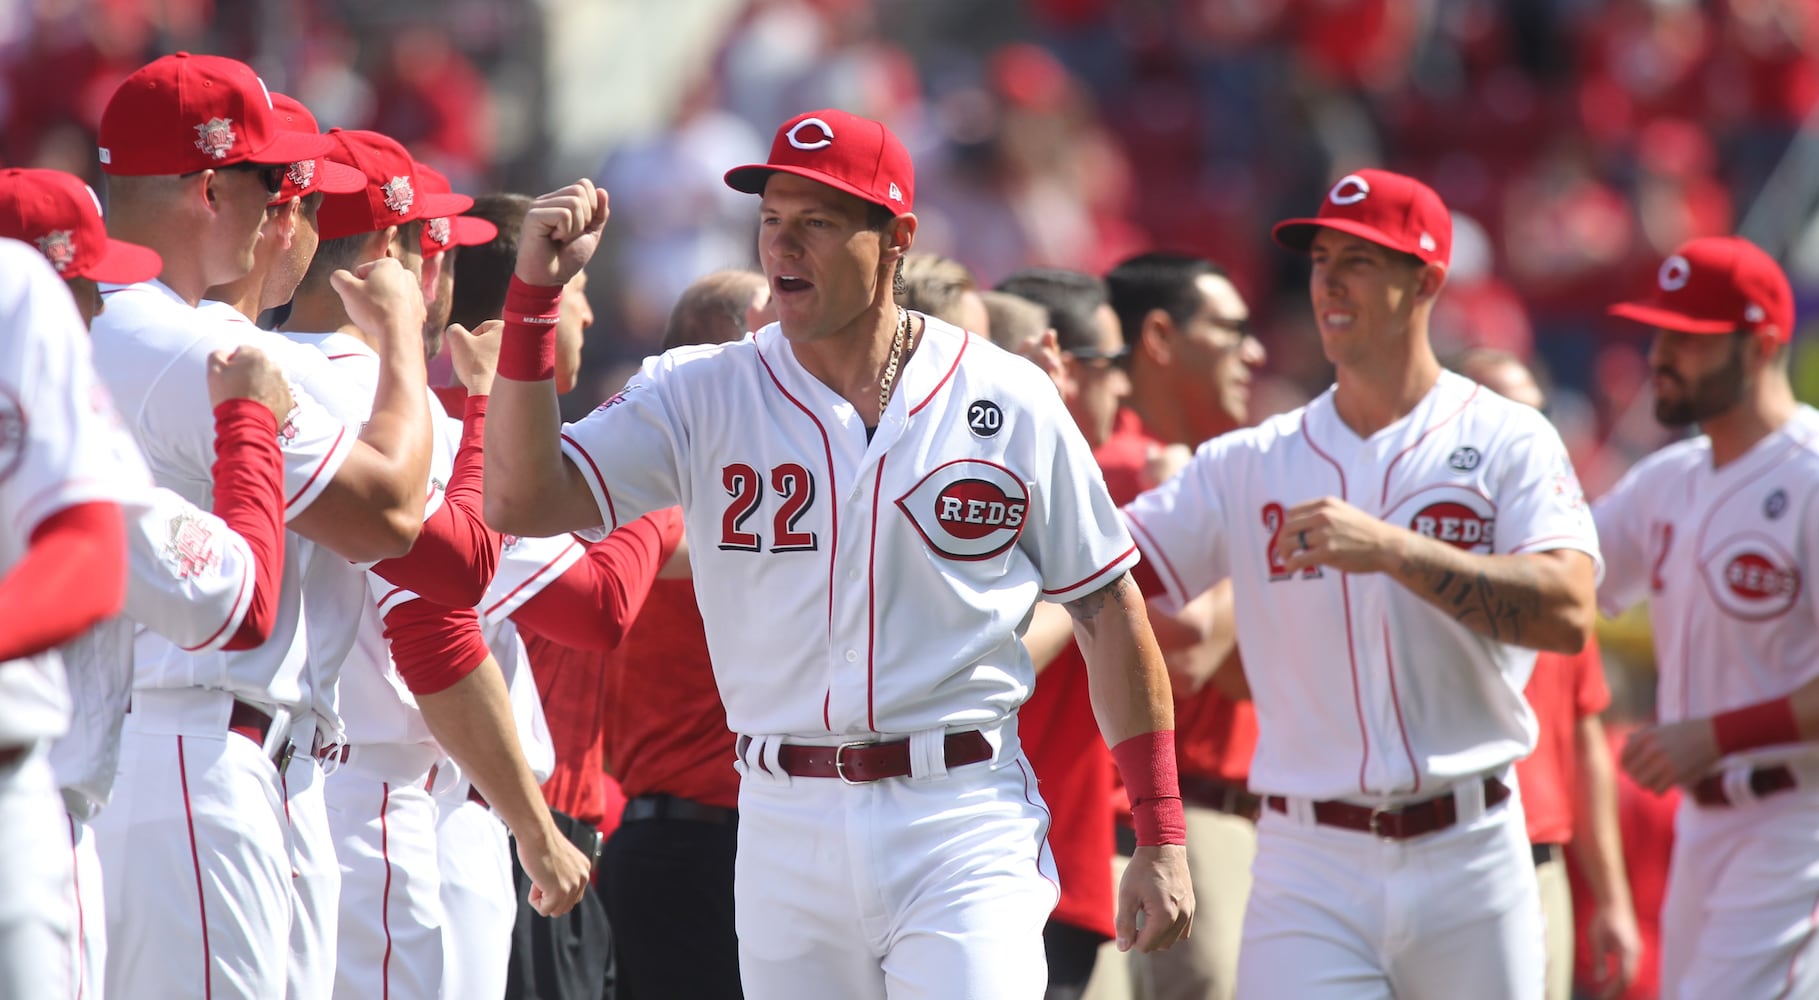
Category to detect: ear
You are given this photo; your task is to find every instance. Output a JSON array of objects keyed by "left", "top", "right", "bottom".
[
  {"left": 1139, "top": 307, "right": 1175, "bottom": 366},
  {"left": 197, "top": 169, "right": 222, "bottom": 211},
  {"left": 1020, "top": 328, "right": 1070, "bottom": 396},
  {"left": 379, "top": 224, "right": 402, "bottom": 259},
  {"left": 889, "top": 212, "right": 918, "bottom": 256},
  {"left": 272, "top": 198, "right": 301, "bottom": 250},
  {"left": 1416, "top": 262, "right": 1448, "bottom": 302}
]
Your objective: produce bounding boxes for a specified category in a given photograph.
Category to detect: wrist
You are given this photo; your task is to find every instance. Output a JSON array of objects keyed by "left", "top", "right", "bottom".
[
  {"left": 212, "top": 398, "right": 279, "bottom": 431},
  {"left": 1110, "top": 730, "right": 1186, "bottom": 847},
  {"left": 498, "top": 277, "right": 562, "bottom": 383}
]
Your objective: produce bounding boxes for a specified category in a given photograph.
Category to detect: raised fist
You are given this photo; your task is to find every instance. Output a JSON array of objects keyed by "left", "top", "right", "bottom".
[
  {"left": 206, "top": 346, "right": 294, "bottom": 422},
  {"left": 445, "top": 319, "right": 503, "bottom": 396},
  {"left": 515, "top": 181, "right": 609, "bottom": 288},
  {"left": 330, "top": 257, "right": 428, "bottom": 349}
]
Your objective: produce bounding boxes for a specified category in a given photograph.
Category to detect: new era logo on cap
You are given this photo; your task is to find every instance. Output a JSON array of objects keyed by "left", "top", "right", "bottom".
[
  {"left": 1609, "top": 236, "right": 1795, "bottom": 342},
  {"left": 99, "top": 53, "right": 334, "bottom": 177},
  {"left": 1272, "top": 168, "right": 1453, "bottom": 267},
  {"left": 725, "top": 108, "right": 915, "bottom": 213},
  {"left": 0, "top": 168, "right": 163, "bottom": 283}
]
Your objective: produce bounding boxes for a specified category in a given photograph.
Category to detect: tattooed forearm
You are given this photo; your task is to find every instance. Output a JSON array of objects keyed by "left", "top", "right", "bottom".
[
  {"left": 1425, "top": 567, "right": 1543, "bottom": 643},
  {"left": 1389, "top": 535, "right": 1585, "bottom": 652},
  {"left": 1064, "top": 572, "right": 1133, "bottom": 637}
]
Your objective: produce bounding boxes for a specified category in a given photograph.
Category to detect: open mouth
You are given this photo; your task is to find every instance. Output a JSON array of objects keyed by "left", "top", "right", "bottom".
[{"left": 774, "top": 275, "right": 814, "bottom": 295}]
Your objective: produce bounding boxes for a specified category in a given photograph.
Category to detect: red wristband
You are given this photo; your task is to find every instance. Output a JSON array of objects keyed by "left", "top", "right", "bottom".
[
  {"left": 1713, "top": 697, "right": 1802, "bottom": 756},
  {"left": 1110, "top": 730, "right": 1187, "bottom": 847},
  {"left": 498, "top": 276, "right": 562, "bottom": 382}
]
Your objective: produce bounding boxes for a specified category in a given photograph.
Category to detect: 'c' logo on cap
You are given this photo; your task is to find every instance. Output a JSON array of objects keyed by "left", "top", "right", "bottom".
[
  {"left": 1329, "top": 174, "right": 1370, "bottom": 206},
  {"left": 1659, "top": 255, "right": 1691, "bottom": 292},
  {"left": 786, "top": 118, "right": 835, "bottom": 151}
]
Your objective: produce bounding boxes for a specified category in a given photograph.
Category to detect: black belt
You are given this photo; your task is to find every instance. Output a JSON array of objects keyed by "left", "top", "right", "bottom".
[
  {"left": 1531, "top": 842, "right": 1562, "bottom": 866},
  {"left": 1180, "top": 774, "right": 1263, "bottom": 822},
  {"left": 621, "top": 793, "right": 738, "bottom": 827}
]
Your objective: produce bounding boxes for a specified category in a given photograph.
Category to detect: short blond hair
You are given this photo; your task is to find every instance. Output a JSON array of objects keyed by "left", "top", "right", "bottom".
[{"left": 896, "top": 253, "right": 978, "bottom": 326}]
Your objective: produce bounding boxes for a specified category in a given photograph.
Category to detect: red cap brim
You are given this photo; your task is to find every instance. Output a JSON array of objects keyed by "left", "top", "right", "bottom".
[
  {"left": 1272, "top": 217, "right": 1423, "bottom": 259},
  {"left": 246, "top": 129, "right": 336, "bottom": 166},
  {"left": 313, "top": 159, "right": 367, "bottom": 195},
  {"left": 417, "top": 191, "right": 473, "bottom": 220},
  {"left": 87, "top": 237, "right": 163, "bottom": 283},
  {"left": 724, "top": 163, "right": 892, "bottom": 210},
  {"left": 1606, "top": 302, "right": 1737, "bottom": 335},
  {"left": 451, "top": 216, "right": 497, "bottom": 246}
]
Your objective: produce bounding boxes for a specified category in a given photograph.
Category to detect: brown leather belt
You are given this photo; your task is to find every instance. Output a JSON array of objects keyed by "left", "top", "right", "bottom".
[
  {"left": 0, "top": 743, "right": 28, "bottom": 769},
  {"left": 1691, "top": 764, "right": 1797, "bottom": 807},
  {"left": 1181, "top": 774, "right": 1263, "bottom": 822},
  {"left": 1266, "top": 776, "right": 1511, "bottom": 840},
  {"left": 746, "top": 731, "right": 993, "bottom": 783}
]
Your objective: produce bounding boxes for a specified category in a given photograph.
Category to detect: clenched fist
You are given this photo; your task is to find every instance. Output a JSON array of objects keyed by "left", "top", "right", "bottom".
[
  {"left": 445, "top": 319, "right": 503, "bottom": 396},
  {"left": 515, "top": 181, "right": 609, "bottom": 288},
  {"left": 331, "top": 257, "right": 427, "bottom": 348},
  {"left": 206, "top": 346, "right": 293, "bottom": 422}
]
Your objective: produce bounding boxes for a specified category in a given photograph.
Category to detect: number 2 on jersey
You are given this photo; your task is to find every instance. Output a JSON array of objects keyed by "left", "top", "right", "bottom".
[
  {"left": 1262, "top": 502, "right": 1320, "bottom": 581},
  {"left": 720, "top": 462, "right": 820, "bottom": 552},
  {"left": 1650, "top": 521, "right": 1674, "bottom": 593}
]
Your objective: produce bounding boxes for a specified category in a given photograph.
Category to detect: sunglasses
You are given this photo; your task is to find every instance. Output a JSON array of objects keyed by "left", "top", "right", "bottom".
[
  {"left": 186, "top": 161, "right": 287, "bottom": 197},
  {"left": 1064, "top": 345, "right": 1131, "bottom": 369}
]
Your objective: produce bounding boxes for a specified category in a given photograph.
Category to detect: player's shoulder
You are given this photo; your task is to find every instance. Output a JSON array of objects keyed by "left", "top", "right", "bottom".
[{"left": 1196, "top": 398, "right": 1312, "bottom": 464}]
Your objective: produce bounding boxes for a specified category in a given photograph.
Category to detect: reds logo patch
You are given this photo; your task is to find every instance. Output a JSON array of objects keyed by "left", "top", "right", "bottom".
[
  {"left": 426, "top": 217, "right": 451, "bottom": 246},
  {"left": 594, "top": 384, "right": 641, "bottom": 412},
  {"left": 160, "top": 511, "right": 221, "bottom": 580},
  {"left": 193, "top": 118, "right": 238, "bottom": 160},
  {"left": 286, "top": 160, "right": 314, "bottom": 191},
  {"left": 896, "top": 459, "right": 1029, "bottom": 561},
  {"left": 1702, "top": 535, "right": 1801, "bottom": 621},
  {"left": 501, "top": 534, "right": 521, "bottom": 552},
  {"left": 1388, "top": 486, "right": 1497, "bottom": 555},
  {"left": 35, "top": 230, "right": 76, "bottom": 273},
  {"left": 0, "top": 385, "right": 24, "bottom": 484},
  {"left": 382, "top": 176, "right": 414, "bottom": 215}
]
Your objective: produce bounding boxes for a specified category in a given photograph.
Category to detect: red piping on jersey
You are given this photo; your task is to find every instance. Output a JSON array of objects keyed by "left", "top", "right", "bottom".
[
  {"left": 1015, "top": 758, "right": 1061, "bottom": 901},
  {"left": 1124, "top": 514, "right": 1188, "bottom": 604},
  {"left": 68, "top": 814, "right": 84, "bottom": 1000},
  {"left": 560, "top": 433, "right": 619, "bottom": 530},
  {"left": 867, "top": 457, "right": 887, "bottom": 732},
  {"left": 1783, "top": 888, "right": 1819, "bottom": 993},
  {"left": 1382, "top": 481, "right": 1496, "bottom": 522},
  {"left": 379, "top": 782, "right": 394, "bottom": 1000},
  {"left": 1042, "top": 543, "right": 1139, "bottom": 598},
  {"left": 1381, "top": 621, "right": 1421, "bottom": 794},
  {"left": 325, "top": 353, "right": 366, "bottom": 361},
  {"left": 1380, "top": 384, "right": 1478, "bottom": 507},
  {"left": 177, "top": 736, "right": 214, "bottom": 1000},
  {"left": 754, "top": 342, "right": 841, "bottom": 730},
  {"left": 1507, "top": 535, "right": 1590, "bottom": 555},
  {"left": 1302, "top": 410, "right": 1373, "bottom": 795},
  {"left": 285, "top": 425, "right": 349, "bottom": 508},
  {"left": 482, "top": 542, "right": 578, "bottom": 620},
  {"left": 376, "top": 587, "right": 405, "bottom": 608},
  {"left": 181, "top": 567, "right": 253, "bottom": 652},
  {"left": 908, "top": 327, "right": 968, "bottom": 417}
]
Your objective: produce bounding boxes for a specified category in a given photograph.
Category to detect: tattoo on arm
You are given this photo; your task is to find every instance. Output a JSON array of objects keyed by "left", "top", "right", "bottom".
[
  {"left": 1064, "top": 573, "right": 1132, "bottom": 640},
  {"left": 1421, "top": 564, "right": 1542, "bottom": 643}
]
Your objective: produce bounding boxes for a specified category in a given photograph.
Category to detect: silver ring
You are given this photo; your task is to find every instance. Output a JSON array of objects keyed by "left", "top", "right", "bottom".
[{"left": 1298, "top": 530, "right": 1308, "bottom": 551}]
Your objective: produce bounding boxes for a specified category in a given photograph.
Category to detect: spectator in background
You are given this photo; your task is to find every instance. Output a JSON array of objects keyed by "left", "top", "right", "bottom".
[
  {"left": 660, "top": 269, "right": 771, "bottom": 352},
  {"left": 997, "top": 267, "right": 1131, "bottom": 449},
  {"left": 898, "top": 252, "right": 991, "bottom": 335},
  {"left": 983, "top": 289, "right": 1051, "bottom": 353},
  {"left": 1457, "top": 348, "right": 1642, "bottom": 1000}
]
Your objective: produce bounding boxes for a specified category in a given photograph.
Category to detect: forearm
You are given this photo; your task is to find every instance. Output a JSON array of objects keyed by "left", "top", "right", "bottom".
[
  {"left": 360, "top": 322, "right": 434, "bottom": 520},
  {"left": 1571, "top": 716, "right": 1635, "bottom": 914},
  {"left": 371, "top": 399, "right": 501, "bottom": 607},
  {"left": 1072, "top": 574, "right": 1174, "bottom": 744},
  {"left": 415, "top": 658, "right": 560, "bottom": 850},
  {"left": 1386, "top": 537, "right": 1594, "bottom": 652},
  {"left": 1153, "top": 582, "right": 1236, "bottom": 694},
  {"left": 1022, "top": 602, "right": 1075, "bottom": 676}
]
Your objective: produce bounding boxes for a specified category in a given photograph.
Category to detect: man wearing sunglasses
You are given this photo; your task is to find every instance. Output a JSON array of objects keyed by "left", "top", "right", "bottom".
[{"left": 997, "top": 268, "right": 1133, "bottom": 452}]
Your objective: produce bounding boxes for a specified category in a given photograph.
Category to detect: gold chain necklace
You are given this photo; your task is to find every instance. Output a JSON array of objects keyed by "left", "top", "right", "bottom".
[{"left": 878, "top": 306, "right": 911, "bottom": 416}]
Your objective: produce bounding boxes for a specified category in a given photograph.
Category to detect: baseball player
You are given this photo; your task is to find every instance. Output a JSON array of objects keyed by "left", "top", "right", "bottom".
[
  {"left": 1457, "top": 348, "right": 1641, "bottom": 1000},
  {"left": 1122, "top": 169, "right": 1601, "bottom": 1000},
  {"left": 484, "top": 107, "right": 1193, "bottom": 999},
  {"left": 1592, "top": 236, "right": 1819, "bottom": 998},
  {"left": 85, "top": 52, "right": 438, "bottom": 999},
  {"left": 0, "top": 239, "right": 137, "bottom": 999}
]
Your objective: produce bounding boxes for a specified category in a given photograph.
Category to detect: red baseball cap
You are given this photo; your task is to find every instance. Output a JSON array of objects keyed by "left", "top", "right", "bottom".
[
  {"left": 724, "top": 108, "right": 914, "bottom": 213},
  {"left": 98, "top": 53, "right": 335, "bottom": 176},
  {"left": 267, "top": 93, "right": 364, "bottom": 205},
  {"left": 315, "top": 130, "right": 474, "bottom": 242},
  {"left": 1273, "top": 169, "right": 1452, "bottom": 268},
  {"left": 1609, "top": 236, "right": 1795, "bottom": 342},
  {"left": 0, "top": 168, "right": 163, "bottom": 282},
  {"left": 414, "top": 164, "right": 498, "bottom": 257}
]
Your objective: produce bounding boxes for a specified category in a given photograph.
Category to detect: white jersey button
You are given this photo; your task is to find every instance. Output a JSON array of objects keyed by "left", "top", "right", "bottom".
[{"left": 845, "top": 650, "right": 858, "bottom": 663}]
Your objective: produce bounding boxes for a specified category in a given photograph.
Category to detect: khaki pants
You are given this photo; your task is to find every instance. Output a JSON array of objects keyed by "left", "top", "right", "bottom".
[
  {"left": 1081, "top": 805, "right": 1257, "bottom": 1000},
  {"left": 1536, "top": 849, "right": 1573, "bottom": 1000}
]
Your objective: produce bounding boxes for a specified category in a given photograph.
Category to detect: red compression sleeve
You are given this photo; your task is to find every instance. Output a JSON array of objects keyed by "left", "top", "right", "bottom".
[
  {"left": 1713, "top": 697, "right": 1802, "bottom": 756},
  {"left": 498, "top": 277, "right": 561, "bottom": 382},
  {"left": 210, "top": 400, "right": 286, "bottom": 650},
  {"left": 1110, "top": 730, "right": 1187, "bottom": 847},
  {"left": 370, "top": 395, "right": 500, "bottom": 608},
  {"left": 510, "top": 508, "right": 684, "bottom": 652},
  {"left": 0, "top": 501, "right": 126, "bottom": 661},
  {"left": 381, "top": 599, "right": 489, "bottom": 695}
]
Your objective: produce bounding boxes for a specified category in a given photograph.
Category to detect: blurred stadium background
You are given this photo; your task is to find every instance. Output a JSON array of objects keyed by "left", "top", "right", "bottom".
[{"left": 6, "top": 0, "right": 1818, "bottom": 720}]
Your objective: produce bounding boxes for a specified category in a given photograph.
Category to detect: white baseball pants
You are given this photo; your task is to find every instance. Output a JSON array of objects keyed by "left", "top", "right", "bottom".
[
  {"left": 732, "top": 729, "right": 1058, "bottom": 1000},
  {"left": 61, "top": 813, "right": 105, "bottom": 1000},
  {"left": 1660, "top": 778, "right": 1819, "bottom": 999},
  {"left": 1235, "top": 779, "right": 1543, "bottom": 1000},
  {"left": 0, "top": 745, "right": 74, "bottom": 1000},
  {"left": 434, "top": 784, "right": 514, "bottom": 1000},
  {"left": 281, "top": 750, "right": 339, "bottom": 1000}
]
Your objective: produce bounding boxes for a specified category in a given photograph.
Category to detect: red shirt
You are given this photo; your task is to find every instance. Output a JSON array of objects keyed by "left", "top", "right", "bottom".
[
  {"left": 602, "top": 577, "right": 740, "bottom": 811},
  {"left": 520, "top": 632, "right": 615, "bottom": 828},
  {"left": 1517, "top": 637, "right": 1612, "bottom": 845},
  {"left": 1569, "top": 724, "right": 1677, "bottom": 1000}
]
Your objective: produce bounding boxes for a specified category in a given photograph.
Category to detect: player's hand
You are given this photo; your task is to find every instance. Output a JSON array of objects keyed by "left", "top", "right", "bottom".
[
  {"left": 1584, "top": 901, "right": 1642, "bottom": 998},
  {"left": 206, "top": 346, "right": 293, "bottom": 421},
  {"left": 1116, "top": 844, "right": 1194, "bottom": 954},
  {"left": 330, "top": 257, "right": 428, "bottom": 349},
  {"left": 1619, "top": 719, "right": 1721, "bottom": 794},
  {"left": 516, "top": 822, "right": 591, "bottom": 918},
  {"left": 516, "top": 180, "right": 608, "bottom": 288},
  {"left": 446, "top": 320, "right": 503, "bottom": 397},
  {"left": 1278, "top": 497, "right": 1398, "bottom": 575}
]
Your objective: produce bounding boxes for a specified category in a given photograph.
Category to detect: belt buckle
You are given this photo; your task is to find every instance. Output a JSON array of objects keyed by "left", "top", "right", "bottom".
[
  {"left": 276, "top": 739, "right": 296, "bottom": 775},
  {"left": 1368, "top": 805, "right": 1391, "bottom": 838},
  {"left": 832, "top": 741, "right": 870, "bottom": 785}
]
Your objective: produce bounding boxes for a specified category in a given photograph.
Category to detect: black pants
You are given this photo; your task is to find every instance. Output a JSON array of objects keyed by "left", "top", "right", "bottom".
[
  {"left": 506, "top": 810, "right": 615, "bottom": 1000},
  {"left": 1043, "top": 918, "right": 1106, "bottom": 1000},
  {"left": 601, "top": 808, "right": 743, "bottom": 1000}
]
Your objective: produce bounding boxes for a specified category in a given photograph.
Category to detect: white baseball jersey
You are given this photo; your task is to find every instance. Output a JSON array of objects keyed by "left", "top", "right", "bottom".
[
  {"left": 0, "top": 241, "right": 142, "bottom": 745},
  {"left": 89, "top": 283, "right": 356, "bottom": 713},
  {"left": 1124, "top": 371, "right": 1601, "bottom": 800},
  {"left": 1595, "top": 406, "right": 1819, "bottom": 767},
  {"left": 558, "top": 315, "right": 1137, "bottom": 738}
]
